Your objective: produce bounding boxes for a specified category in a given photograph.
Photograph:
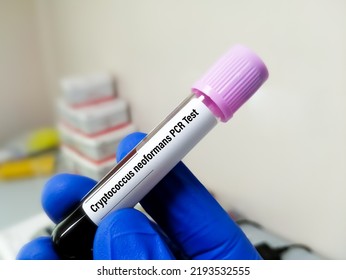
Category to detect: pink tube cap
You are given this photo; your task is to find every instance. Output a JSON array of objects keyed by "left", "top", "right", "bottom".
[{"left": 192, "top": 45, "right": 269, "bottom": 122}]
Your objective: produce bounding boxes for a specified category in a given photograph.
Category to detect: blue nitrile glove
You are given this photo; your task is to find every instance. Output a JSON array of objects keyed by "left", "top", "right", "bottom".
[{"left": 17, "top": 132, "right": 261, "bottom": 260}]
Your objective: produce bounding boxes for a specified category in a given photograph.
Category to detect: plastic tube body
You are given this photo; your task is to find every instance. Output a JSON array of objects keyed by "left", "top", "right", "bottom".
[{"left": 52, "top": 94, "right": 219, "bottom": 259}]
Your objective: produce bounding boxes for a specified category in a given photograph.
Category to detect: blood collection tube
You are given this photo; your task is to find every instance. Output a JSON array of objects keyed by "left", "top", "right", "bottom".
[{"left": 52, "top": 45, "right": 269, "bottom": 259}]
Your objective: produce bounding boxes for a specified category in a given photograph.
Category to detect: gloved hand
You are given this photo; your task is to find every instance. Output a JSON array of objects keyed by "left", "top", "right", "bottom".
[{"left": 17, "top": 132, "right": 261, "bottom": 260}]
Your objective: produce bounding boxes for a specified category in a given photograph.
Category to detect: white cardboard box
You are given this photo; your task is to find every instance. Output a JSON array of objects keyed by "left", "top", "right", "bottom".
[{"left": 58, "top": 122, "right": 136, "bottom": 161}]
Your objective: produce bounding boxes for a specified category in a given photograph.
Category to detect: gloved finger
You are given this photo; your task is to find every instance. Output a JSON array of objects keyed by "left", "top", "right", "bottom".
[
  {"left": 116, "top": 131, "right": 146, "bottom": 162},
  {"left": 93, "top": 208, "right": 175, "bottom": 260},
  {"left": 116, "top": 132, "right": 261, "bottom": 260},
  {"left": 16, "top": 237, "right": 60, "bottom": 260},
  {"left": 42, "top": 173, "right": 97, "bottom": 223}
]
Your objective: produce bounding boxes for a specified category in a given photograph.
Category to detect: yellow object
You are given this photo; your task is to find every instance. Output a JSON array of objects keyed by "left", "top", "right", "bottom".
[
  {"left": 0, "top": 154, "right": 56, "bottom": 180},
  {"left": 0, "top": 127, "right": 60, "bottom": 164},
  {"left": 26, "top": 128, "right": 60, "bottom": 154}
]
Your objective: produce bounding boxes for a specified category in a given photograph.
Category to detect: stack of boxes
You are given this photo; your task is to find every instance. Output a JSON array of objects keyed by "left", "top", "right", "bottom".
[{"left": 57, "top": 73, "right": 135, "bottom": 180}]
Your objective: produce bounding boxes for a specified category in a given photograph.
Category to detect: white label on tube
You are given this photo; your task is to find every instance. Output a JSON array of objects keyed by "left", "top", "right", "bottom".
[{"left": 82, "top": 97, "right": 217, "bottom": 225}]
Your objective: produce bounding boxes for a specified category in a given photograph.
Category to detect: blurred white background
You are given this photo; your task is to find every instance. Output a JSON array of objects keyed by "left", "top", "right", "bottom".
[{"left": 0, "top": 0, "right": 345, "bottom": 259}]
